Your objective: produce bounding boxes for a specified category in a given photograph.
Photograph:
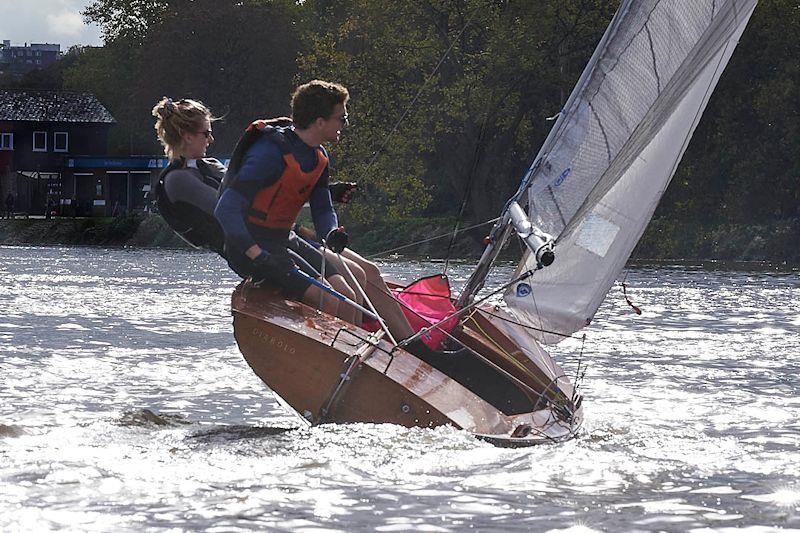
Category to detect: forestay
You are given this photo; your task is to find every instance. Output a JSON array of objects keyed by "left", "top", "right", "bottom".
[{"left": 504, "top": 0, "right": 758, "bottom": 344}]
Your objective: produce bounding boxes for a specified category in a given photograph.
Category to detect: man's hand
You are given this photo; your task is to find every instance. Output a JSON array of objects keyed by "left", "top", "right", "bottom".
[
  {"left": 329, "top": 182, "right": 357, "bottom": 204},
  {"left": 252, "top": 250, "right": 296, "bottom": 278},
  {"left": 293, "top": 224, "right": 317, "bottom": 242},
  {"left": 325, "top": 227, "right": 349, "bottom": 254}
]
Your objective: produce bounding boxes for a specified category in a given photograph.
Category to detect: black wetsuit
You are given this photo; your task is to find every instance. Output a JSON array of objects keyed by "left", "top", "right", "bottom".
[{"left": 156, "top": 158, "right": 226, "bottom": 254}]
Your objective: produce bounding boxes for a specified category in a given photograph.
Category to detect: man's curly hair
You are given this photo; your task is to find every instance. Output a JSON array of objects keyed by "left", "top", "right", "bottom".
[{"left": 292, "top": 80, "right": 349, "bottom": 129}]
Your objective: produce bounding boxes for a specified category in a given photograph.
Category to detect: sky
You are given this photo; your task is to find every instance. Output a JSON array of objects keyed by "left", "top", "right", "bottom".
[{"left": 0, "top": 0, "right": 102, "bottom": 50}]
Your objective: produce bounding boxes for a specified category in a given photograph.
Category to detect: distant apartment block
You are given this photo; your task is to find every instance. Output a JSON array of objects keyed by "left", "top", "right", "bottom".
[{"left": 0, "top": 40, "right": 61, "bottom": 78}]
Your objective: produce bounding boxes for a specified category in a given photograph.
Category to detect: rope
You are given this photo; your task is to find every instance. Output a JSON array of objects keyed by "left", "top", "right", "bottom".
[
  {"left": 464, "top": 313, "right": 579, "bottom": 415},
  {"left": 364, "top": 217, "right": 499, "bottom": 259},
  {"left": 571, "top": 334, "right": 588, "bottom": 408},
  {"left": 621, "top": 280, "right": 642, "bottom": 315},
  {"left": 358, "top": 268, "right": 579, "bottom": 419},
  {"left": 376, "top": 285, "right": 578, "bottom": 341},
  {"left": 464, "top": 314, "right": 547, "bottom": 402},
  {"left": 620, "top": 256, "right": 642, "bottom": 315},
  {"left": 399, "top": 269, "right": 535, "bottom": 347},
  {"left": 475, "top": 307, "right": 578, "bottom": 340}
]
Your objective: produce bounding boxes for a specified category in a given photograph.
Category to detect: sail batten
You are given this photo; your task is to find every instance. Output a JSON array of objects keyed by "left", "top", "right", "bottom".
[{"left": 503, "top": 0, "right": 758, "bottom": 343}]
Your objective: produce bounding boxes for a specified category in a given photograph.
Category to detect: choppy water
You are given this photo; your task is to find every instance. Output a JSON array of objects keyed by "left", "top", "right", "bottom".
[{"left": 1, "top": 246, "right": 798, "bottom": 532}]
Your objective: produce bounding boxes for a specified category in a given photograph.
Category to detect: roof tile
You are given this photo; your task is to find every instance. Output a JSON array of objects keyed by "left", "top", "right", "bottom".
[{"left": 0, "top": 89, "right": 115, "bottom": 123}]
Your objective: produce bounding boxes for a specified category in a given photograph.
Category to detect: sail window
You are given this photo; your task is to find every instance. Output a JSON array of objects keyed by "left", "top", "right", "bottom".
[{"left": 575, "top": 213, "right": 619, "bottom": 258}]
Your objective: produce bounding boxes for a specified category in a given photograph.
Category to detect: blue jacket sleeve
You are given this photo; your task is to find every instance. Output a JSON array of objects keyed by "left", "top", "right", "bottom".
[
  {"left": 309, "top": 157, "right": 338, "bottom": 239},
  {"left": 215, "top": 188, "right": 255, "bottom": 255},
  {"left": 214, "top": 138, "right": 284, "bottom": 258}
]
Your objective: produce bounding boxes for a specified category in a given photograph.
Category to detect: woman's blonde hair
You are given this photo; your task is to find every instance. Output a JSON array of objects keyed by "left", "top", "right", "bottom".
[{"left": 151, "top": 97, "right": 215, "bottom": 160}]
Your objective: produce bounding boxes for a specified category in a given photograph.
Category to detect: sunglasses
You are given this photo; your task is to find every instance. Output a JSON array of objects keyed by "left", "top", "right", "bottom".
[
  {"left": 195, "top": 130, "right": 213, "bottom": 139},
  {"left": 337, "top": 113, "right": 349, "bottom": 126}
]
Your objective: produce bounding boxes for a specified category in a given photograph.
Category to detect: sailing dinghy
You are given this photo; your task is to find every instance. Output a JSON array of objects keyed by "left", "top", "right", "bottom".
[{"left": 231, "top": 0, "right": 758, "bottom": 446}]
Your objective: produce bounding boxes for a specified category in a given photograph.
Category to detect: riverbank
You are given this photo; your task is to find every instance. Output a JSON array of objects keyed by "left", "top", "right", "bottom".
[
  {"left": 0, "top": 214, "right": 187, "bottom": 249},
  {"left": 0, "top": 214, "right": 798, "bottom": 263},
  {"left": 633, "top": 218, "right": 800, "bottom": 263},
  {"left": 0, "top": 214, "right": 483, "bottom": 257}
]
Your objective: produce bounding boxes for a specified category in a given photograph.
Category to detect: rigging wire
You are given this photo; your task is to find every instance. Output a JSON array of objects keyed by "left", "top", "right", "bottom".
[
  {"left": 382, "top": 281, "right": 578, "bottom": 341},
  {"left": 464, "top": 313, "right": 576, "bottom": 410},
  {"left": 472, "top": 307, "right": 577, "bottom": 340},
  {"left": 364, "top": 217, "right": 499, "bottom": 259},
  {"left": 465, "top": 315, "right": 542, "bottom": 401},
  {"left": 442, "top": 115, "right": 489, "bottom": 276},
  {"left": 511, "top": 236, "right": 560, "bottom": 340},
  {"left": 354, "top": 259, "right": 579, "bottom": 417},
  {"left": 570, "top": 334, "right": 588, "bottom": 412},
  {"left": 399, "top": 268, "right": 536, "bottom": 347},
  {"left": 356, "top": 3, "right": 484, "bottom": 186}
]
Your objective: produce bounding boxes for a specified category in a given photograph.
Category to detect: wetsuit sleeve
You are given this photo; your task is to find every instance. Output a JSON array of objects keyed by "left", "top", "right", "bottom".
[
  {"left": 309, "top": 159, "right": 338, "bottom": 239},
  {"left": 214, "top": 138, "right": 284, "bottom": 257},
  {"left": 201, "top": 158, "right": 227, "bottom": 180},
  {"left": 163, "top": 168, "right": 218, "bottom": 215}
]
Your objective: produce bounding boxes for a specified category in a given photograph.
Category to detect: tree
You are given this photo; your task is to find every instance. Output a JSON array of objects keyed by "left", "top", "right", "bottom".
[
  {"left": 657, "top": 0, "right": 800, "bottom": 224},
  {"left": 68, "top": 0, "right": 304, "bottom": 155},
  {"left": 60, "top": 0, "right": 798, "bottom": 236},
  {"left": 299, "top": 0, "right": 617, "bottom": 227}
]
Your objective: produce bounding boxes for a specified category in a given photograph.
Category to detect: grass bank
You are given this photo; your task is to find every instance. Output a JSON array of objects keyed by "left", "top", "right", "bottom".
[{"left": 634, "top": 218, "right": 800, "bottom": 263}]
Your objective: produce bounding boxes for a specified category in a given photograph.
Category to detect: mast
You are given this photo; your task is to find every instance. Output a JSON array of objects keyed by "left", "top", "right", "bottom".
[{"left": 455, "top": 158, "right": 549, "bottom": 309}]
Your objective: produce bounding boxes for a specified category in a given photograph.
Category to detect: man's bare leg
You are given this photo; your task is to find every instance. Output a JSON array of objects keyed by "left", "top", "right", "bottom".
[
  {"left": 340, "top": 249, "right": 414, "bottom": 339},
  {"left": 326, "top": 273, "right": 358, "bottom": 324},
  {"left": 301, "top": 283, "right": 339, "bottom": 317},
  {"left": 294, "top": 224, "right": 414, "bottom": 338}
]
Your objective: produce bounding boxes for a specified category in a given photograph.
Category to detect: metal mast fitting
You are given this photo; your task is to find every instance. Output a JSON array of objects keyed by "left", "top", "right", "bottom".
[{"left": 507, "top": 201, "right": 555, "bottom": 268}]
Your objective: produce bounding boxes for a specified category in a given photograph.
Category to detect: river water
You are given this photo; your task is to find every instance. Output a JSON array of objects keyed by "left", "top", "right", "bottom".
[{"left": 1, "top": 246, "right": 798, "bottom": 532}]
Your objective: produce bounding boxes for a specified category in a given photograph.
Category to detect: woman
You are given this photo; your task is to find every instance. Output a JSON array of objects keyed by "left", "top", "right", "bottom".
[{"left": 152, "top": 97, "right": 227, "bottom": 253}]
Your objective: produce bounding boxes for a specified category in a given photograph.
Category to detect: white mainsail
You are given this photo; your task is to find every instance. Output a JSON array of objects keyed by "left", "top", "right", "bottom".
[{"left": 503, "top": 0, "right": 758, "bottom": 343}]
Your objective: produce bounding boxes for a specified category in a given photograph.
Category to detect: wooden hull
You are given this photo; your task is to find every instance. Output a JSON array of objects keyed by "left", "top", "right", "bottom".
[{"left": 231, "top": 281, "right": 582, "bottom": 445}]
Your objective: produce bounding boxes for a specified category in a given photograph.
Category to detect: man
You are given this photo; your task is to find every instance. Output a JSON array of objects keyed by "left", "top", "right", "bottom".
[{"left": 215, "top": 80, "right": 359, "bottom": 321}]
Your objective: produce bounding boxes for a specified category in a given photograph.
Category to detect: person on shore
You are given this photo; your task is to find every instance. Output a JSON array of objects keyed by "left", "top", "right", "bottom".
[
  {"left": 5, "top": 192, "right": 13, "bottom": 219},
  {"left": 214, "top": 80, "right": 414, "bottom": 338}
]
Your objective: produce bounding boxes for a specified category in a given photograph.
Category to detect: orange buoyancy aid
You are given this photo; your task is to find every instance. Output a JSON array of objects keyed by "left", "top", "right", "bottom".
[
  {"left": 246, "top": 149, "right": 328, "bottom": 229},
  {"left": 222, "top": 119, "right": 329, "bottom": 231}
]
